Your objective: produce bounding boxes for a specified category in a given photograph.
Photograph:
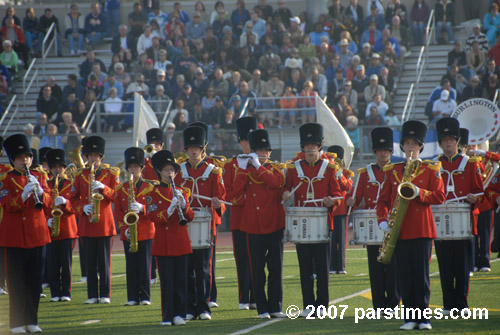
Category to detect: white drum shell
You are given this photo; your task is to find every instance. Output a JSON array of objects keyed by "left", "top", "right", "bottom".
[
  {"left": 431, "top": 203, "right": 472, "bottom": 240},
  {"left": 188, "top": 208, "right": 213, "bottom": 249},
  {"left": 352, "top": 209, "right": 385, "bottom": 245},
  {"left": 285, "top": 207, "right": 329, "bottom": 244}
]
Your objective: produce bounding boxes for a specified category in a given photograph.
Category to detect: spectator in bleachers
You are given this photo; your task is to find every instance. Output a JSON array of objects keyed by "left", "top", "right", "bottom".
[
  {"left": 443, "top": 64, "right": 460, "bottom": 90},
  {"left": 240, "top": 21, "right": 258, "bottom": 48},
  {"left": 64, "top": 3, "right": 85, "bottom": 56},
  {"left": 434, "top": 0, "right": 455, "bottom": 44},
  {"left": 364, "top": 73, "right": 386, "bottom": 102},
  {"left": 89, "top": 62, "right": 108, "bottom": 84},
  {"left": 280, "top": 34, "right": 295, "bottom": 62},
  {"left": 379, "top": 66, "right": 394, "bottom": 104},
  {"left": 484, "top": 3, "right": 500, "bottom": 48},
  {"left": 333, "top": 94, "right": 355, "bottom": 126},
  {"left": 60, "top": 93, "right": 78, "bottom": 119},
  {"left": 230, "top": 80, "right": 258, "bottom": 116},
  {"left": 345, "top": 115, "right": 360, "bottom": 157},
  {"left": 274, "top": 0, "right": 293, "bottom": 28},
  {"left": 365, "top": 105, "right": 386, "bottom": 126},
  {"left": 278, "top": 86, "right": 297, "bottom": 128},
  {"left": 79, "top": 49, "right": 106, "bottom": 85},
  {"left": 318, "top": 43, "right": 335, "bottom": 71},
  {"left": 332, "top": 67, "right": 347, "bottom": 99},
  {"left": 381, "top": 41, "right": 399, "bottom": 77},
  {"left": 309, "top": 22, "right": 329, "bottom": 47},
  {"left": 173, "top": 107, "right": 188, "bottom": 134},
  {"left": 202, "top": 28, "right": 218, "bottom": 56},
  {"left": 149, "top": 19, "right": 164, "bottom": 40},
  {"left": 359, "top": 42, "right": 373, "bottom": 67},
  {"left": 141, "top": 59, "right": 156, "bottom": 86},
  {"left": 364, "top": 4, "right": 385, "bottom": 31},
  {"left": 190, "top": 101, "right": 211, "bottom": 124},
  {"left": 308, "top": 66, "right": 327, "bottom": 99},
  {"left": 198, "top": 49, "right": 215, "bottom": 80},
  {"left": 346, "top": 0, "right": 364, "bottom": 33},
  {"left": 212, "top": 15, "right": 232, "bottom": 40},
  {"left": 210, "top": 95, "right": 228, "bottom": 128},
  {"left": 72, "top": 100, "right": 87, "bottom": 127},
  {"left": 374, "top": 28, "right": 400, "bottom": 57},
  {"left": 259, "top": 46, "right": 281, "bottom": 79},
  {"left": 466, "top": 23, "right": 489, "bottom": 53},
  {"left": 2, "top": 17, "right": 29, "bottom": 69},
  {"left": 186, "top": 11, "right": 207, "bottom": 40},
  {"left": 152, "top": 70, "right": 172, "bottom": 97},
  {"left": 154, "top": 49, "right": 171, "bottom": 72},
  {"left": 147, "top": 3, "right": 168, "bottom": 28},
  {"left": 40, "top": 123, "right": 63, "bottom": 149},
  {"left": 334, "top": 31, "right": 359, "bottom": 54},
  {"left": 23, "top": 8, "right": 39, "bottom": 55},
  {"left": 263, "top": 69, "right": 285, "bottom": 99},
  {"left": 426, "top": 78, "right": 457, "bottom": 119},
  {"left": 366, "top": 53, "right": 384, "bottom": 77},
  {"left": 61, "top": 121, "right": 83, "bottom": 152},
  {"left": 58, "top": 111, "right": 75, "bottom": 133},
  {"left": 299, "top": 80, "right": 316, "bottom": 123},
  {"left": 201, "top": 86, "right": 217, "bottom": 113},
  {"left": 365, "top": 92, "right": 389, "bottom": 119},
  {"left": 298, "top": 34, "right": 316, "bottom": 62},
  {"left": 171, "top": 74, "right": 185, "bottom": 100},
  {"left": 360, "top": 20, "right": 382, "bottom": 48},
  {"left": 431, "top": 90, "right": 456, "bottom": 124},
  {"left": 151, "top": 84, "right": 169, "bottom": 112},
  {"left": 338, "top": 39, "right": 354, "bottom": 70},
  {"left": 386, "top": 0, "right": 408, "bottom": 27},
  {"left": 104, "top": 87, "right": 123, "bottom": 132},
  {"left": 248, "top": 69, "right": 266, "bottom": 97},
  {"left": 329, "top": 0, "right": 345, "bottom": 24},
  {"left": 38, "top": 76, "right": 63, "bottom": 105},
  {"left": 383, "top": 108, "right": 401, "bottom": 126},
  {"left": 126, "top": 73, "right": 149, "bottom": 97},
  {"left": 390, "top": 15, "right": 410, "bottom": 57},
  {"left": 168, "top": 98, "right": 189, "bottom": 124},
  {"left": 86, "top": 74, "right": 104, "bottom": 100},
  {"left": 254, "top": 0, "right": 273, "bottom": 22},
  {"left": 284, "top": 68, "right": 304, "bottom": 95},
  {"left": 482, "top": 59, "right": 500, "bottom": 89},
  {"left": 168, "top": 2, "right": 190, "bottom": 25},
  {"left": 210, "top": 1, "right": 229, "bottom": 26},
  {"left": 352, "top": 64, "right": 369, "bottom": 120},
  {"left": 367, "top": 0, "right": 384, "bottom": 14},
  {"left": 128, "top": 2, "right": 148, "bottom": 39},
  {"left": 37, "top": 85, "right": 59, "bottom": 121},
  {"left": 210, "top": 68, "right": 229, "bottom": 101},
  {"left": 461, "top": 75, "right": 482, "bottom": 102},
  {"left": 410, "top": 0, "right": 430, "bottom": 45},
  {"left": 193, "top": 1, "right": 209, "bottom": 24},
  {"left": 103, "top": 72, "right": 124, "bottom": 99},
  {"left": 100, "top": 0, "right": 121, "bottom": 38},
  {"left": 111, "top": 24, "right": 136, "bottom": 65},
  {"left": 145, "top": 36, "right": 162, "bottom": 63},
  {"left": 178, "top": 83, "right": 200, "bottom": 113},
  {"left": 137, "top": 25, "right": 154, "bottom": 56},
  {"left": 85, "top": 3, "right": 106, "bottom": 47},
  {"left": 192, "top": 67, "right": 210, "bottom": 96},
  {"left": 343, "top": 80, "right": 358, "bottom": 114},
  {"left": 346, "top": 55, "right": 360, "bottom": 81},
  {"left": 84, "top": 88, "right": 97, "bottom": 110},
  {"left": 467, "top": 40, "right": 486, "bottom": 79},
  {"left": 288, "top": 16, "right": 303, "bottom": 46},
  {"left": 23, "top": 123, "right": 40, "bottom": 150},
  {"left": 483, "top": 74, "right": 500, "bottom": 101},
  {"left": 34, "top": 113, "right": 49, "bottom": 135},
  {"left": 2, "top": 7, "right": 21, "bottom": 27},
  {"left": 245, "top": 10, "right": 266, "bottom": 41},
  {"left": 448, "top": 41, "right": 468, "bottom": 79},
  {"left": 114, "top": 62, "right": 131, "bottom": 88},
  {"left": 231, "top": 0, "right": 250, "bottom": 38},
  {"left": 163, "top": 14, "right": 185, "bottom": 41},
  {"left": 175, "top": 45, "right": 197, "bottom": 77}
]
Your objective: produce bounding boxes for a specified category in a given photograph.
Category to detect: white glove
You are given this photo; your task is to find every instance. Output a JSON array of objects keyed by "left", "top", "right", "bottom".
[
  {"left": 335, "top": 169, "right": 344, "bottom": 180},
  {"left": 124, "top": 228, "right": 130, "bottom": 240},
  {"left": 130, "top": 202, "right": 144, "bottom": 213},
  {"left": 237, "top": 155, "right": 249, "bottom": 170},
  {"left": 249, "top": 152, "right": 261, "bottom": 169},
  {"left": 379, "top": 221, "right": 391, "bottom": 233},
  {"left": 28, "top": 175, "right": 38, "bottom": 183},
  {"left": 22, "top": 183, "right": 35, "bottom": 202},
  {"left": 34, "top": 182, "right": 43, "bottom": 197},
  {"left": 47, "top": 218, "right": 53, "bottom": 228},
  {"left": 55, "top": 196, "right": 67, "bottom": 206},
  {"left": 92, "top": 180, "right": 105, "bottom": 191},
  {"left": 83, "top": 204, "right": 93, "bottom": 215},
  {"left": 473, "top": 150, "right": 486, "bottom": 157},
  {"left": 167, "top": 196, "right": 178, "bottom": 217},
  {"left": 174, "top": 190, "right": 186, "bottom": 209},
  {"left": 414, "top": 186, "right": 420, "bottom": 198}
]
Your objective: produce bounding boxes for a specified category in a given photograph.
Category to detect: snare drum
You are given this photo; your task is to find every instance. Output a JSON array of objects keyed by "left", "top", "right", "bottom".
[
  {"left": 188, "top": 208, "right": 213, "bottom": 249},
  {"left": 432, "top": 203, "right": 472, "bottom": 240},
  {"left": 352, "top": 209, "right": 385, "bottom": 245},
  {"left": 285, "top": 207, "right": 329, "bottom": 244}
]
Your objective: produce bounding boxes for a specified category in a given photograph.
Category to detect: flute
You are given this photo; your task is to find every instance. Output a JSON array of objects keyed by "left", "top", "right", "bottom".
[{"left": 191, "top": 193, "right": 232, "bottom": 206}]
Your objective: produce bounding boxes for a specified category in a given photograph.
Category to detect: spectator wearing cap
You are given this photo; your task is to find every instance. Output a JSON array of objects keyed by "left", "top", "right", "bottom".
[
  {"left": 288, "top": 16, "right": 303, "bottom": 46},
  {"left": 334, "top": 31, "right": 359, "bottom": 55},
  {"left": 210, "top": 96, "right": 228, "bottom": 128},
  {"left": 141, "top": 58, "right": 157, "bottom": 88},
  {"left": 466, "top": 23, "right": 489, "bottom": 53},
  {"left": 103, "top": 72, "right": 124, "bottom": 99},
  {"left": 360, "top": 42, "right": 373, "bottom": 67},
  {"left": 178, "top": 83, "right": 201, "bottom": 113},
  {"left": 366, "top": 53, "right": 383, "bottom": 77},
  {"left": 284, "top": 48, "right": 303, "bottom": 71},
  {"left": 364, "top": 4, "right": 385, "bottom": 31},
  {"left": 352, "top": 64, "right": 369, "bottom": 119},
  {"left": 128, "top": 2, "right": 148, "bottom": 39},
  {"left": 84, "top": 3, "right": 106, "bottom": 47},
  {"left": 431, "top": 90, "right": 456, "bottom": 123},
  {"left": 151, "top": 69, "right": 172, "bottom": 97},
  {"left": 364, "top": 74, "right": 386, "bottom": 102},
  {"left": 126, "top": 73, "right": 149, "bottom": 98},
  {"left": 186, "top": 11, "right": 207, "bottom": 40},
  {"left": 192, "top": 67, "right": 210, "bottom": 97},
  {"left": 338, "top": 39, "right": 354, "bottom": 69},
  {"left": 360, "top": 20, "right": 382, "bottom": 47},
  {"left": 365, "top": 92, "right": 389, "bottom": 119},
  {"left": 111, "top": 24, "right": 137, "bottom": 62}
]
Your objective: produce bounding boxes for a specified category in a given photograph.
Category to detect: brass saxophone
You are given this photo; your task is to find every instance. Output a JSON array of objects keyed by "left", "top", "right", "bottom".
[
  {"left": 124, "top": 174, "right": 139, "bottom": 253},
  {"left": 89, "top": 162, "right": 104, "bottom": 223},
  {"left": 378, "top": 151, "right": 422, "bottom": 264},
  {"left": 50, "top": 174, "right": 63, "bottom": 237},
  {"left": 66, "top": 146, "right": 86, "bottom": 181}
]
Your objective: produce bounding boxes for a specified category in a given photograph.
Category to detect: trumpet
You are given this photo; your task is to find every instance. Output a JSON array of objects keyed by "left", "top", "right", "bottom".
[
  {"left": 50, "top": 174, "right": 63, "bottom": 237},
  {"left": 89, "top": 162, "right": 104, "bottom": 223},
  {"left": 169, "top": 176, "right": 187, "bottom": 226},
  {"left": 124, "top": 174, "right": 139, "bottom": 253},
  {"left": 144, "top": 144, "right": 155, "bottom": 154},
  {"left": 24, "top": 164, "right": 43, "bottom": 210}
]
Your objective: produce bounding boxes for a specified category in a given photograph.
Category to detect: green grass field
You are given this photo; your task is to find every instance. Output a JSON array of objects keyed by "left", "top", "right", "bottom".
[{"left": 0, "top": 246, "right": 499, "bottom": 335}]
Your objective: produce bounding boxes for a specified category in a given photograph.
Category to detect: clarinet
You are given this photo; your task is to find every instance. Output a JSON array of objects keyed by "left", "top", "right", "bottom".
[
  {"left": 169, "top": 176, "right": 187, "bottom": 226},
  {"left": 24, "top": 164, "right": 43, "bottom": 209}
]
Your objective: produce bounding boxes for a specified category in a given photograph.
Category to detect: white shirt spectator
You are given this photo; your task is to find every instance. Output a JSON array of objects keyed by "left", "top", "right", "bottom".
[
  {"left": 105, "top": 96, "right": 123, "bottom": 114},
  {"left": 366, "top": 100, "right": 389, "bottom": 118}
]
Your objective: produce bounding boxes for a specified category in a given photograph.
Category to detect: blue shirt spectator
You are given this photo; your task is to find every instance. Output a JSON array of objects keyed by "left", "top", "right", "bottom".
[
  {"left": 103, "top": 74, "right": 124, "bottom": 99},
  {"left": 309, "top": 23, "right": 330, "bottom": 46}
]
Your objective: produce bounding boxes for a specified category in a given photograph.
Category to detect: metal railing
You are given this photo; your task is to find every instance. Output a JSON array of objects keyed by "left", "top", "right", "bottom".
[
  {"left": 81, "top": 101, "right": 97, "bottom": 131},
  {"left": 493, "top": 89, "right": 500, "bottom": 105},
  {"left": 41, "top": 22, "right": 58, "bottom": 77},
  {"left": 0, "top": 95, "right": 19, "bottom": 136},
  {"left": 22, "top": 59, "right": 38, "bottom": 112}
]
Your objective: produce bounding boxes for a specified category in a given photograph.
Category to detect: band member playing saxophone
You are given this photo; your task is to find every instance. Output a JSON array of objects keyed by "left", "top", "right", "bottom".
[
  {"left": 0, "top": 134, "right": 52, "bottom": 333},
  {"left": 114, "top": 147, "right": 156, "bottom": 306},
  {"left": 376, "top": 121, "right": 445, "bottom": 330},
  {"left": 70, "top": 136, "right": 120, "bottom": 304}
]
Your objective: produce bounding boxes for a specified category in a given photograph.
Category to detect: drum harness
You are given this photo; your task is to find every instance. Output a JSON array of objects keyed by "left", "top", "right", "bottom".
[
  {"left": 294, "top": 159, "right": 329, "bottom": 207},
  {"left": 434, "top": 155, "right": 469, "bottom": 201},
  {"left": 180, "top": 162, "right": 215, "bottom": 207}
]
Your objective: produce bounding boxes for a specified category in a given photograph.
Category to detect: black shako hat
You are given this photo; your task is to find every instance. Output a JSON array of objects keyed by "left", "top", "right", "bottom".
[
  {"left": 371, "top": 127, "right": 394, "bottom": 152},
  {"left": 248, "top": 129, "right": 272, "bottom": 151},
  {"left": 436, "top": 117, "right": 460, "bottom": 142},
  {"left": 46, "top": 149, "right": 67, "bottom": 168},
  {"left": 459, "top": 128, "right": 469, "bottom": 147},
  {"left": 124, "top": 147, "right": 145, "bottom": 169},
  {"left": 183, "top": 126, "right": 207, "bottom": 148},
  {"left": 151, "top": 150, "right": 180, "bottom": 178},
  {"left": 236, "top": 117, "right": 258, "bottom": 142},
  {"left": 327, "top": 145, "right": 344, "bottom": 160},
  {"left": 400, "top": 120, "right": 427, "bottom": 152},
  {"left": 83, "top": 136, "right": 105, "bottom": 156},
  {"left": 146, "top": 128, "right": 164, "bottom": 144},
  {"left": 299, "top": 123, "right": 323, "bottom": 148},
  {"left": 4, "top": 134, "right": 32, "bottom": 164}
]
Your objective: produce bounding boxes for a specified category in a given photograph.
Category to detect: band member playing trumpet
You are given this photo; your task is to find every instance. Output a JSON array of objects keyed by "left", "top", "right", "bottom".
[
  {"left": 148, "top": 150, "right": 195, "bottom": 326},
  {"left": 327, "top": 145, "right": 353, "bottom": 275},
  {"left": 70, "top": 136, "right": 120, "bottom": 304},
  {"left": 282, "top": 123, "right": 342, "bottom": 316},
  {"left": 434, "top": 118, "right": 483, "bottom": 315},
  {"left": 45, "top": 149, "right": 78, "bottom": 303},
  {"left": 223, "top": 117, "right": 257, "bottom": 310},
  {"left": 114, "top": 147, "right": 156, "bottom": 306},
  {"left": 175, "top": 126, "right": 226, "bottom": 321},
  {"left": 233, "top": 129, "right": 287, "bottom": 319},
  {"left": 346, "top": 127, "right": 400, "bottom": 310},
  {"left": 0, "top": 134, "right": 52, "bottom": 334},
  {"left": 377, "top": 120, "right": 446, "bottom": 330}
]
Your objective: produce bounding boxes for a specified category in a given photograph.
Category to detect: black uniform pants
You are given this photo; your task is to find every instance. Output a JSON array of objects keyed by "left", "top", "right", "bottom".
[
  {"left": 232, "top": 229, "right": 254, "bottom": 304},
  {"left": 331, "top": 215, "right": 347, "bottom": 272},
  {"left": 475, "top": 210, "right": 493, "bottom": 269},
  {"left": 0, "top": 247, "right": 5, "bottom": 289},
  {"left": 367, "top": 244, "right": 400, "bottom": 309},
  {"left": 123, "top": 239, "right": 152, "bottom": 302},
  {"left": 78, "top": 237, "right": 87, "bottom": 278},
  {"left": 210, "top": 228, "right": 218, "bottom": 303},
  {"left": 187, "top": 247, "right": 212, "bottom": 316},
  {"left": 158, "top": 255, "right": 188, "bottom": 323},
  {"left": 83, "top": 236, "right": 112, "bottom": 299},
  {"left": 47, "top": 239, "right": 74, "bottom": 298}
]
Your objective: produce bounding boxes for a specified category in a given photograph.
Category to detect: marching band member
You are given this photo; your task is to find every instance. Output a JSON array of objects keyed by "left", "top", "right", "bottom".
[
  {"left": 327, "top": 145, "right": 353, "bottom": 275},
  {"left": 77, "top": 137, "right": 88, "bottom": 284},
  {"left": 232, "top": 129, "right": 287, "bottom": 319},
  {"left": 114, "top": 147, "right": 156, "bottom": 306},
  {"left": 377, "top": 120, "right": 446, "bottom": 330},
  {"left": 45, "top": 149, "right": 78, "bottom": 303},
  {"left": 346, "top": 127, "right": 400, "bottom": 310},
  {"left": 459, "top": 128, "right": 469, "bottom": 153},
  {"left": 39, "top": 147, "right": 53, "bottom": 172},
  {"left": 70, "top": 136, "right": 120, "bottom": 304},
  {"left": 148, "top": 150, "right": 195, "bottom": 326},
  {"left": 282, "top": 123, "right": 342, "bottom": 316},
  {"left": 175, "top": 126, "right": 226, "bottom": 320},
  {"left": 434, "top": 118, "right": 483, "bottom": 315},
  {"left": 0, "top": 134, "right": 52, "bottom": 334},
  {"left": 0, "top": 136, "right": 12, "bottom": 296},
  {"left": 223, "top": 116, "right": 257, "bottom": 310}
]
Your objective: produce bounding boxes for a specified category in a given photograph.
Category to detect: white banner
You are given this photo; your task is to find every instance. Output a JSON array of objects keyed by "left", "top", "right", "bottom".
[{"left": 132, "top": 93, "right": 159, "bottom": 146}]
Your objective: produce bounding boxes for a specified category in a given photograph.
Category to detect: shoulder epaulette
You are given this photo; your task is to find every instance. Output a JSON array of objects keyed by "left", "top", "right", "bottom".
[
  {"left": 102, "top": 163, "right": 110, "bottom": 168},
  {"left": 468, "top": 156, "right": 481, "bottom": 163},
  {"left": 34, "top": 168, "right": 49, "bottom": 180},
  {"left": 144, "top": 179, "right": 160, "bottom": 186},
  {"left": 0, "top": 172, "right": 8, "bottom": 181},
  {"left": 270, "top": 162, "right": 286, "bottom": 170},
  {"left": 287, "top": 162, "right": 296, "bottom": 169},
  {"left": 383, "top": 163, "right": 395, "bottom": 172},
  {"left": 346, "top": 169, "right": 355, "bottom": 177},
  {"left": 357, "top": 167, "right": 367, "bottom": 174},
  {"left": 115, "top": 183, "right": 124, "bottom": 191},
  {"left": 326, "top": 152, "right": 337, "bottom": 159},
  {"left": 176, "top": 155, "right": 189, "bottom": 164},
  {"left": 211, "top": 166, "right": 223, "bottom": 175},
  {"left": 424, "top": 160, "right": 441, "bottom": 170},
  {"left": 223, "top": 157, "right": 234, "bottom": 166},
  {"left": 73, "top": 168, "right": 84, "bottom": 177},
  {"left": 107, "top": 167, "right": 121, "bottom": 176},
  {"left": 328, "top": 162, "right": 339, "bottom": 169}
]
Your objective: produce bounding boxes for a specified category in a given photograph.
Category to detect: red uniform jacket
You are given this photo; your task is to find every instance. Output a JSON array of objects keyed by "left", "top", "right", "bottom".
[
  {"left": 70, "top": 166, "right": 120, "bottom": 237},
  {"left": 232, "top": 161, "right": 286, "bottom": 235},
  {"left": 114, "top": 178, "right": 156, "bottom": 241},
  {"left": 351, "top": 163, "right": 386, "bottom": 210},
  {"left": 0, "top": 163, "right": 12, "bottom": 174},
  {"left": 0, "top": 169, "right": 52, "bottom": 248},
  {"left": 174, "top": 159, "right": 226, "bottom": 235},
  {"left": 223, "top": 157, "right": 245, "bottom": 231},
  {"left": 477, "top": 152, "right": 498, "bottom": 212},
  {"left": 484, "top": 165, "right": 500, "bottom": 212},
  {"left": 146, "top": 182, "right": 195, "bottom": 257},
  {"left": 376, "top": 160, "right": 446, "bottom": 240},
  {"left": 332, "top": 168, "right": 354, "bottom": 216},
  {"left": 48, "top": 177, "right": 78, "bottom": 241},
  {"left": 143, "top": 157, "right": 158, "bottom": 181},
  {"left": 439, "top": 154, "right": 484, "bottom": 235},
  {"left": 284, "top": 158, "right": 342, "bottom": 230}
]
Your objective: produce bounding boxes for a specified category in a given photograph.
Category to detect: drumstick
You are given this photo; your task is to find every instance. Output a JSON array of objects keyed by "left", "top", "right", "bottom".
[
  {"left": 303, "top": 196, "right": 344, "bottom": 204},
  {"left": 445, "top": 192, "right": 484, "bottom": 203},
  {"left": 347, "top": 173, "right": 361, "bottom": 216},
  {"left": 191, "top": 194, "right": 233, "bottom": 206},
  {"left": 281, "top": 181, "right": 303, "bottom": 204}
]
